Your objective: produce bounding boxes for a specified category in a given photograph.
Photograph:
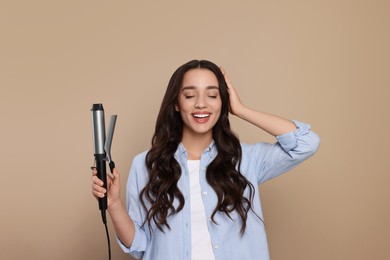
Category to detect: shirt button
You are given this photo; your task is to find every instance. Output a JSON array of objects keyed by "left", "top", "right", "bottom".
[
  {"left": 214, "top": 244, "right": 219, "bottom": 249},
  {"left": 202, "top": 191, "right": 208, "bottom": 196}
]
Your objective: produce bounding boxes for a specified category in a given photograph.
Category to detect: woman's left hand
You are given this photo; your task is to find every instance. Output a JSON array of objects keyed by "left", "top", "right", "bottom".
[{"left": 220, "top": 67, "right": 245, "bottom": 116}]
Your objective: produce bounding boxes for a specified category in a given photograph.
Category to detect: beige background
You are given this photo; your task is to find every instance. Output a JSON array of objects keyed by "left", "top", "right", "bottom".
[{"left": 1, "top": 0, "right": 389, "bottom": 259}]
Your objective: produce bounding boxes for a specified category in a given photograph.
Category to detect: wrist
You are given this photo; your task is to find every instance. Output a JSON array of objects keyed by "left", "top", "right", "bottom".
[
  {"left": 108, "top": 199, "right": 123, "bottom": 212},
  {"left": 232, "top": 103, "right": 249, "bottom": 118}
]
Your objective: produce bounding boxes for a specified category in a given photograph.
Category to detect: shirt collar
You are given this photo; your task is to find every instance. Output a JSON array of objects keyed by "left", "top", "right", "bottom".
[{"left": 174, "top": 140, "right": 216, "bottom": 158}]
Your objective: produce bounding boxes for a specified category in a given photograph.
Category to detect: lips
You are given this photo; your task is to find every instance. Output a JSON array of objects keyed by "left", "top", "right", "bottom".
[{"left": 192, "top": 112, "right": 211, "bottom": 123}]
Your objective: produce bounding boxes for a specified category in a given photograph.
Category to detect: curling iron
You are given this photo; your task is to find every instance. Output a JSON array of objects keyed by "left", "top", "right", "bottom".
[{"left": 91, "top": 103, "right": 117, "bottom": 224}]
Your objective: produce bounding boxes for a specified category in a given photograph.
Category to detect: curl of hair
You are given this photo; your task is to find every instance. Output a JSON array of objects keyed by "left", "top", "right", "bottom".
[{"left": 140, "top": 60, "right": 256, "bottom": 235}]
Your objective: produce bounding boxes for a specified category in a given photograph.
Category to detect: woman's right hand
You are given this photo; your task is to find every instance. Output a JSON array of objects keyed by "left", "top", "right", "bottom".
[
  {"left": 92, "top": 168, "right": 135, "bottom": 247},
  {"left": 91, "top": 167, "right": 121, "bottom": 209}
]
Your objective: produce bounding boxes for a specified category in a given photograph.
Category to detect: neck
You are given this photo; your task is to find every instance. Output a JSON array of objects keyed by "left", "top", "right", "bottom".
[{"left": 181, "top": 132, "right": 212, "bottom": 160}]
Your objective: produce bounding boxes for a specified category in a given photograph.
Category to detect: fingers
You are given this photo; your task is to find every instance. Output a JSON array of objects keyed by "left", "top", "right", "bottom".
[
  {"left": 91, "top": 167, "right": 120, "bottom": 194},
  {"left": 219, "top": 67, "right": 244, "bottom": 116},
  {"left": 220, "top": 67, "right": 228, "bottom": 82},
  {"left": 220, "top": 67, "right": 234, "bottom": 91},
  {"left": 91, "top": 173, "right": 105, "bottom": 196},
  {"left": 91, "top": 166, "right": 120, "bottom": 202},
  {"left": 91, "top": 166, "right": 109, "bottom": 183},
  {"left": 92, "top": 174, "right": 104, "bottom": 186},
  {"left": 91, "top": 166, "right": 105, "bottom": 198},
  {"left": 92, "top": 183, "right": 106, "bottom": 198},
  {"left": 112, "top": 168, "right": 120, "bottom": 181}
]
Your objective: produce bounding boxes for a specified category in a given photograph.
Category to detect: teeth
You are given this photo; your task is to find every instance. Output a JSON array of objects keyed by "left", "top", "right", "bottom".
[{"left": 193, "top": 114, "right": 209, "bottom": 118}]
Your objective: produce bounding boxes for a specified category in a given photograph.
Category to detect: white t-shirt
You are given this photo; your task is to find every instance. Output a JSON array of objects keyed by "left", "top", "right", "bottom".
[{"left": 187, "top": 160, "right": 215, "bottom": 260}]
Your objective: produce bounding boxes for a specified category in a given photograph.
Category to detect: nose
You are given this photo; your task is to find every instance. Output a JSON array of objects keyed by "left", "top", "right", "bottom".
[{"left": 195, "top": 95, "right": 207, "bottom": 109}]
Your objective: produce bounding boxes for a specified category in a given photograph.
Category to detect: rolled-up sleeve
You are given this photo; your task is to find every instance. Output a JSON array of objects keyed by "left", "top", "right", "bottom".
[
  {"left": 242, "top": 120, "right": 320, "bottom": 184},
  {"left": 276, "top": 120, "right": 320, "bottom": 154}
]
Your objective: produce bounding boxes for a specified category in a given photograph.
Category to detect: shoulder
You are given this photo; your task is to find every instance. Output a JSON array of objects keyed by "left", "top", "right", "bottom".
[
  {"left": 128, "top": 150, "right": 149, "bottom": 187},
  {"left": 129, "top": 150, "right": 149, "bottom": 175},
  {"left": 132, "top": 150, "right": 149, "bottom": 165}
]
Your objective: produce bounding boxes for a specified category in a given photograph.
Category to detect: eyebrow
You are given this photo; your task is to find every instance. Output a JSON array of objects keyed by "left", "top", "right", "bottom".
[{"left": 181, "top": 86, "right": 219, "bottom": 91}]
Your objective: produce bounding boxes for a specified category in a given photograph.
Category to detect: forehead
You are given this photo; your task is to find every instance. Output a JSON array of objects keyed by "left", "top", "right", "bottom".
[{"left": 182, "top": 68, "right": 219, "bottom": 88}]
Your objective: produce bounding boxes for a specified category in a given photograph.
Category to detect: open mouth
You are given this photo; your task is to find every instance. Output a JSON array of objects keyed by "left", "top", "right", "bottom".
[{"left": 192, "top": 113, "right": 210, "bottom": 118}]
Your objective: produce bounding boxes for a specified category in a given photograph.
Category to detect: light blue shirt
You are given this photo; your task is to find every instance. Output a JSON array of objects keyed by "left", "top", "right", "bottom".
[{"left": 118, "top": 120, "right": 320, "bottom": 259}]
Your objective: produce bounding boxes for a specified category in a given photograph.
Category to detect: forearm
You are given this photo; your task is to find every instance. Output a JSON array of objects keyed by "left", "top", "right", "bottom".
[
  {"left": 107, "top": 201, "right": 135, "bottom": 248},
  {"left": 234, "top": 105, "right": 296, "bottom": 136}
]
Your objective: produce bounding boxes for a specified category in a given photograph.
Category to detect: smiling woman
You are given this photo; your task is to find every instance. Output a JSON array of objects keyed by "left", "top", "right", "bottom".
[{"left": 91, "top": 59, "right": 320, "bottom": 260}]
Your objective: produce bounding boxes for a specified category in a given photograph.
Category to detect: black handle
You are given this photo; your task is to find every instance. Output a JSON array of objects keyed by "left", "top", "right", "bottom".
[{"left": 95, "top": 154, "right": 107, "bottom": 214}]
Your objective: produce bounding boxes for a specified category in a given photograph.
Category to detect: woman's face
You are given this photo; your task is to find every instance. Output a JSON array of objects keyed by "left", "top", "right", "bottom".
[{"left": 175, "top": 68, "right": 222, "bottom": 139}]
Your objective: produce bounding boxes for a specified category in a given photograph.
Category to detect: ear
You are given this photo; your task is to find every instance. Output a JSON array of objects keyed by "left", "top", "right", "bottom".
[{"left": 175, "top": 104, "right": 180, "bottom": 112}]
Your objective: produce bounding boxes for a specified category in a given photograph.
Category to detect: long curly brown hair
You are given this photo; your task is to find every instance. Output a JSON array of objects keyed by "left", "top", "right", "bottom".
[{"left": 140, "top": 60, "right": 256, "bottom": 235}]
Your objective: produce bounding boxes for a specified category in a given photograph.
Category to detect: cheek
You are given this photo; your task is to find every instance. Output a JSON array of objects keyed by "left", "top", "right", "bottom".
[
  {"left": 215, "top": 110, "right": 222, "bottom": 119},
  {"left": 212, "top": 100, "right": 222, "bottom": 117},
  {"left": 214, "top": 99, "right": 223, "bottom": 112},
  {"left": 175, "top": 98, "right": 186, "bottom": 112}
]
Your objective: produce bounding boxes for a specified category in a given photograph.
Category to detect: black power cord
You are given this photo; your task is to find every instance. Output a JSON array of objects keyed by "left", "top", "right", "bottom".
[{"left": 101, "top": 210, "right": 111, "bottom": 260}]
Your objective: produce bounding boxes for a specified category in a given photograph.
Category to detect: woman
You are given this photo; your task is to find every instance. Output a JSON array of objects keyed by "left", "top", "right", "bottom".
[{"left": 92, "top": 60, "right": 320, "bottom": 259}]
